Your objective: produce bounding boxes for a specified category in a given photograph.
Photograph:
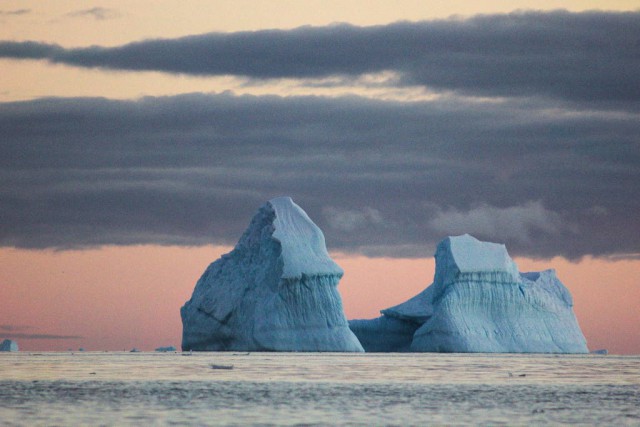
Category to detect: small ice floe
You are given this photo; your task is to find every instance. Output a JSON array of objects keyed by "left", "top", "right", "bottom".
[
  {"left": 210, "top": 364, "right": 234, "bottom": 370},
  {"left": 0, "top": 339, "right": 18, "bottom": 352},
  {"left": 591, "top": 349, "right": 608, "bottom": 355},
  {"left": 155, "top": 346, "right": 177, "bottom": 352},
  {"left": 130, "top": 348, "right": 141, "bottom": 353}
]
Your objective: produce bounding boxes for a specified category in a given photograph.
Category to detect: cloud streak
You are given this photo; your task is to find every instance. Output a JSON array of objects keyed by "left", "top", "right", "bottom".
[
  {"left": 66, "top": 7, "right": 121, "bottom": 21},
  {"left": 1, "top": 92, "right": 638, "bottom": 259},
  {"left": 2, "top": 333, "right": 83, "bottom": 340},
  {"left": 0, "top": 9, "right": 30, "bottom": 16},
  {"left": 0, "top": 11, "right": 638, "bottom": 109},
  {"left": 1, "top": 324, "right": 82, "bottom": 340},
  {"left": 1, "top": 324, "right": 31, "bottom": 332}
]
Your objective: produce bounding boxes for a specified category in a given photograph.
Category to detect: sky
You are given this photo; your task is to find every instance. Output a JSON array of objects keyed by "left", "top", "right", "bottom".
[{"left": 0, "top": 1, "right": 638, "bottom": 353}]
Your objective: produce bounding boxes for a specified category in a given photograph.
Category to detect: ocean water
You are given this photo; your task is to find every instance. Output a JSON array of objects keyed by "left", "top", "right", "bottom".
[{"left": 0, "top": 352, "right": 638, "bottom": 426}]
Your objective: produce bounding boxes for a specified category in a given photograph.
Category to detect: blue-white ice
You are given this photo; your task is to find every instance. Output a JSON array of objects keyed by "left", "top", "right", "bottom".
[
  {"left": 0, "top": 339, "right": 18, "bottom": 352},
  {"left": 270, "top": 197, "right": 343, "bottom": 279},
  {"left": 181, "top": 197, "right": 363, "bottom": 352},
  {"left": 350, "top": 234, "right": 588, "bottom": 353}
]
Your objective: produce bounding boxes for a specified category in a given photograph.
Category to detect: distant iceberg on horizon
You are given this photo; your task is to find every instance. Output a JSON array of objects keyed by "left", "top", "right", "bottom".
[
  {"left": 181, "top": 197, "right": 363, "bottom": 352},
  {"left": 0, "top": 339, "right": 18, "bottom": 352},
  {"left": 350, "top": 234, "right": 589, "bottom": 353}
]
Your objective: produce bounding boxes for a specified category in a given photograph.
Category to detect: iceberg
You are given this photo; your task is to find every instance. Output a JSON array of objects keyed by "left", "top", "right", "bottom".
[
  {"left": 155, "top": 346, "right": 177, "bottom": 352},
  {"left": 0, "top": 339, "right": 18, "bottom": 352},
  {"left": 350, "top": 234, "right": 588, "bottom": 353},
  {"left": 181, "top": 197, "right": 363, "bottom": 352}
]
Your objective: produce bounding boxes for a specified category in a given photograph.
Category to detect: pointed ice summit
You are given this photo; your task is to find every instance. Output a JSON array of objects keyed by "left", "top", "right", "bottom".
[
  {"left": 181, "top": 197, "right": 364, "bottom": 352},
  {"left": 350, "top": 234, "right": 588, "bottom": 353}
]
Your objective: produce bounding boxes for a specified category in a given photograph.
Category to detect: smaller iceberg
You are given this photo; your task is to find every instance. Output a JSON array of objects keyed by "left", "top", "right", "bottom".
[
  {"left": 350, "top": 234, "right": 588, "bottom": 353},
  {"left": 155, "top": 346, "right": 177, "bottom": 352},
  {"left": 0, "top": 339, "right": 18, "bottom": 352}
]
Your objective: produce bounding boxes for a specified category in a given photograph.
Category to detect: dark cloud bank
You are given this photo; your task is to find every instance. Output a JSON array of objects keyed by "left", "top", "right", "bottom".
[
  {"left": 1, "top": 10, "right": 639, "bottom": 110},
  {"left": 1, "top": 11, "right": 638, "bottom": 260},
  {"left": 2, "top": 93, "right": 638, "bottom": 259}
]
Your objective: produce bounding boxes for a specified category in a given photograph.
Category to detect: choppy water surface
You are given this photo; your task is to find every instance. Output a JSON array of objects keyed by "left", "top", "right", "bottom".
[{"left": 0, "top": 352, "right": 638, "bottom": 425}]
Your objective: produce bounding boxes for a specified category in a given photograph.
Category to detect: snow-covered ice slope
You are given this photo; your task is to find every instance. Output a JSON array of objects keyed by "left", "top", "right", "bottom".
[
  {"left": 181, "top": 197, "right": 363, "bottom": 352},
  {"left": 351, "top": 234, "right": 588, "bottom": 353}
]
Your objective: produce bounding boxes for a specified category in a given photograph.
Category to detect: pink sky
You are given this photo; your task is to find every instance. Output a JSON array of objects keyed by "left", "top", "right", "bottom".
[{"left": 1, "top": 245, "right": 638, "bottom": 354}]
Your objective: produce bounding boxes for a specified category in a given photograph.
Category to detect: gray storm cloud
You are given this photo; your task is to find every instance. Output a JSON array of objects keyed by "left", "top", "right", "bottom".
[
  {"left": 1, "top": 93, "right": 638, "bottom": 259},
  {"left": 0, "top": 11, "right": 638, "bottom": 110},
  {"left": 1, "top": 10, "right": 638, "bottom": 259}
]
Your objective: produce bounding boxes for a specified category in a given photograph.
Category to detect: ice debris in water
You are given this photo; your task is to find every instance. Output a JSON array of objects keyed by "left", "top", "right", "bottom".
[
  {"left": 0, "top": 339, "right": 18, "bottom": 352},
  {"left": 350, "top": 234, "right": 588, "bottom": 353},
  {"left": 181, "top": 197, "right": 363, "bottom": 352}
]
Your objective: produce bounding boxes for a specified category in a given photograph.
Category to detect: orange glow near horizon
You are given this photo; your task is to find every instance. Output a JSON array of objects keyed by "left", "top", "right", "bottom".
[
  {"left": 0, "top": 246, "right": 228, "bottom": 351},
  {"left": 0, "top": 246, "right": 638, "bottom": 354}
]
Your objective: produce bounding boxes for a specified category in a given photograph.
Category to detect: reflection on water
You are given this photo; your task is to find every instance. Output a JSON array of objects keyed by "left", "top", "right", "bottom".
[{"left": 1, "top": 352, "right": 638, "bottom": 425}]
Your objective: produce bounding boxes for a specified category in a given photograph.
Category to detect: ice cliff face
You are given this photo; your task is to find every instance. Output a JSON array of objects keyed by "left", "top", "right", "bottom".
[
  {"left": 0, "top": 339, "right": 18, "bottom": 352},
  {"left": 350, "top": 234, "right": 588, "bottom": 353},
  {"left": 181, "top": 197, "right": 364, "bottom": 352}
]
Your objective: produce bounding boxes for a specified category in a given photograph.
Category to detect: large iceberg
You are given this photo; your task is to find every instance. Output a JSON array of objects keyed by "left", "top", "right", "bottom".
[
  {"left": 350, "top": 234, "right": 588, "bottom": 353},
  {"left": 181, "top": 197, "right": 363, "bottom": 352},
  {"left": 0, "top": 339, "right": 18, "bottom": 352}
]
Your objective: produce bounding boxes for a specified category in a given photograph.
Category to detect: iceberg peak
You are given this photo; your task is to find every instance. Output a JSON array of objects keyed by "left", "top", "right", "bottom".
[
  {"left": 268, "top": 196, "right": 343, "bottom": 279},
  {"left": 434, "top": 234, "right": 521, "bottom": 286}
]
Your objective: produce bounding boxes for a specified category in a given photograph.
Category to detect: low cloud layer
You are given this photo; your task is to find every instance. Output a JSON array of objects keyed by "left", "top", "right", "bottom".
[
  {"left": 2, "top": 333, "right": 83, "bottom": 340},
  {"left": 428, "top": 201, "right": 566, "bottom": 245},
  {"left": 1, "top": 324, "right": 31, "bottom": 332},
  {"left": 0, "top": 9, "right": 30, "bottom": 16},
  {"left": 0, "top": 11, "right": 638, "bottom": 110},
  {"left": 0, "top": 324, "right": 82, "bottom": 340},
  {"left": 1, "top": 92, "right": 638, "bottom": 259}
]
